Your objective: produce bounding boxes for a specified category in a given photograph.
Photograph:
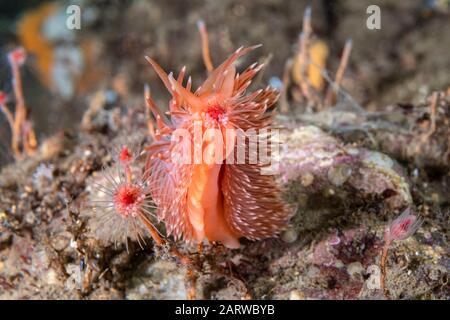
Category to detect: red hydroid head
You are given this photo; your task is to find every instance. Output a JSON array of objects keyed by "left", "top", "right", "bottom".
[
  {"left": 0, "top": 91, "right": 7, "bottom": 105},
  {"left": 8, "top": 47, "right": 26, "bottom": 66},
  {"left": 385, "top": 208, "right": 423, "bottom": 243},
  {"left": 113, "top": 183, "right": 145, "bottom": 218},
  {"left": 118, "top": 145, "right": 133, "bottom": 165}
]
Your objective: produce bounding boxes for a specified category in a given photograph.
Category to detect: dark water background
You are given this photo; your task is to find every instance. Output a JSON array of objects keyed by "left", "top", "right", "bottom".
[{"left": 0, "top": 1, "right": 81, "bottom": 166}]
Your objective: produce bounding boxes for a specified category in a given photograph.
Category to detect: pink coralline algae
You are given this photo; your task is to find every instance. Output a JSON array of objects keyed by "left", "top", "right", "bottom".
[{"left": 278, "top": 126, "right": 412, "bottom": 210}]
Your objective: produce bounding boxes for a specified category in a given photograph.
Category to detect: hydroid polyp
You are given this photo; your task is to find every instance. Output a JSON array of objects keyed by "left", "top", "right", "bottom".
[
  {"left": 0, "top": 47, "right": 37, "bottom": 159},
  {"left": 380, "top": 208, "right": 423, "bottom": 297},
  {"left": 87, "top": 144, "right": 164, "bottom": 250},
  {"left": 384, "top": 208, "right": 423, "bottom": 243}
]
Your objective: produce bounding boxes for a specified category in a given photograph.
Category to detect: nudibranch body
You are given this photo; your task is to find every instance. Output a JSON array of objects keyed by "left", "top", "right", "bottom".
[{"left": 145, "top": 26, "right": 290, "bottom": 248}]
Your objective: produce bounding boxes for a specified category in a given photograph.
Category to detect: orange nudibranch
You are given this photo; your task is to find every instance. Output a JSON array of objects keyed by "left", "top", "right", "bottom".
[{"left": 145, "top": 25, "right": 290, "bottom": 248}]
